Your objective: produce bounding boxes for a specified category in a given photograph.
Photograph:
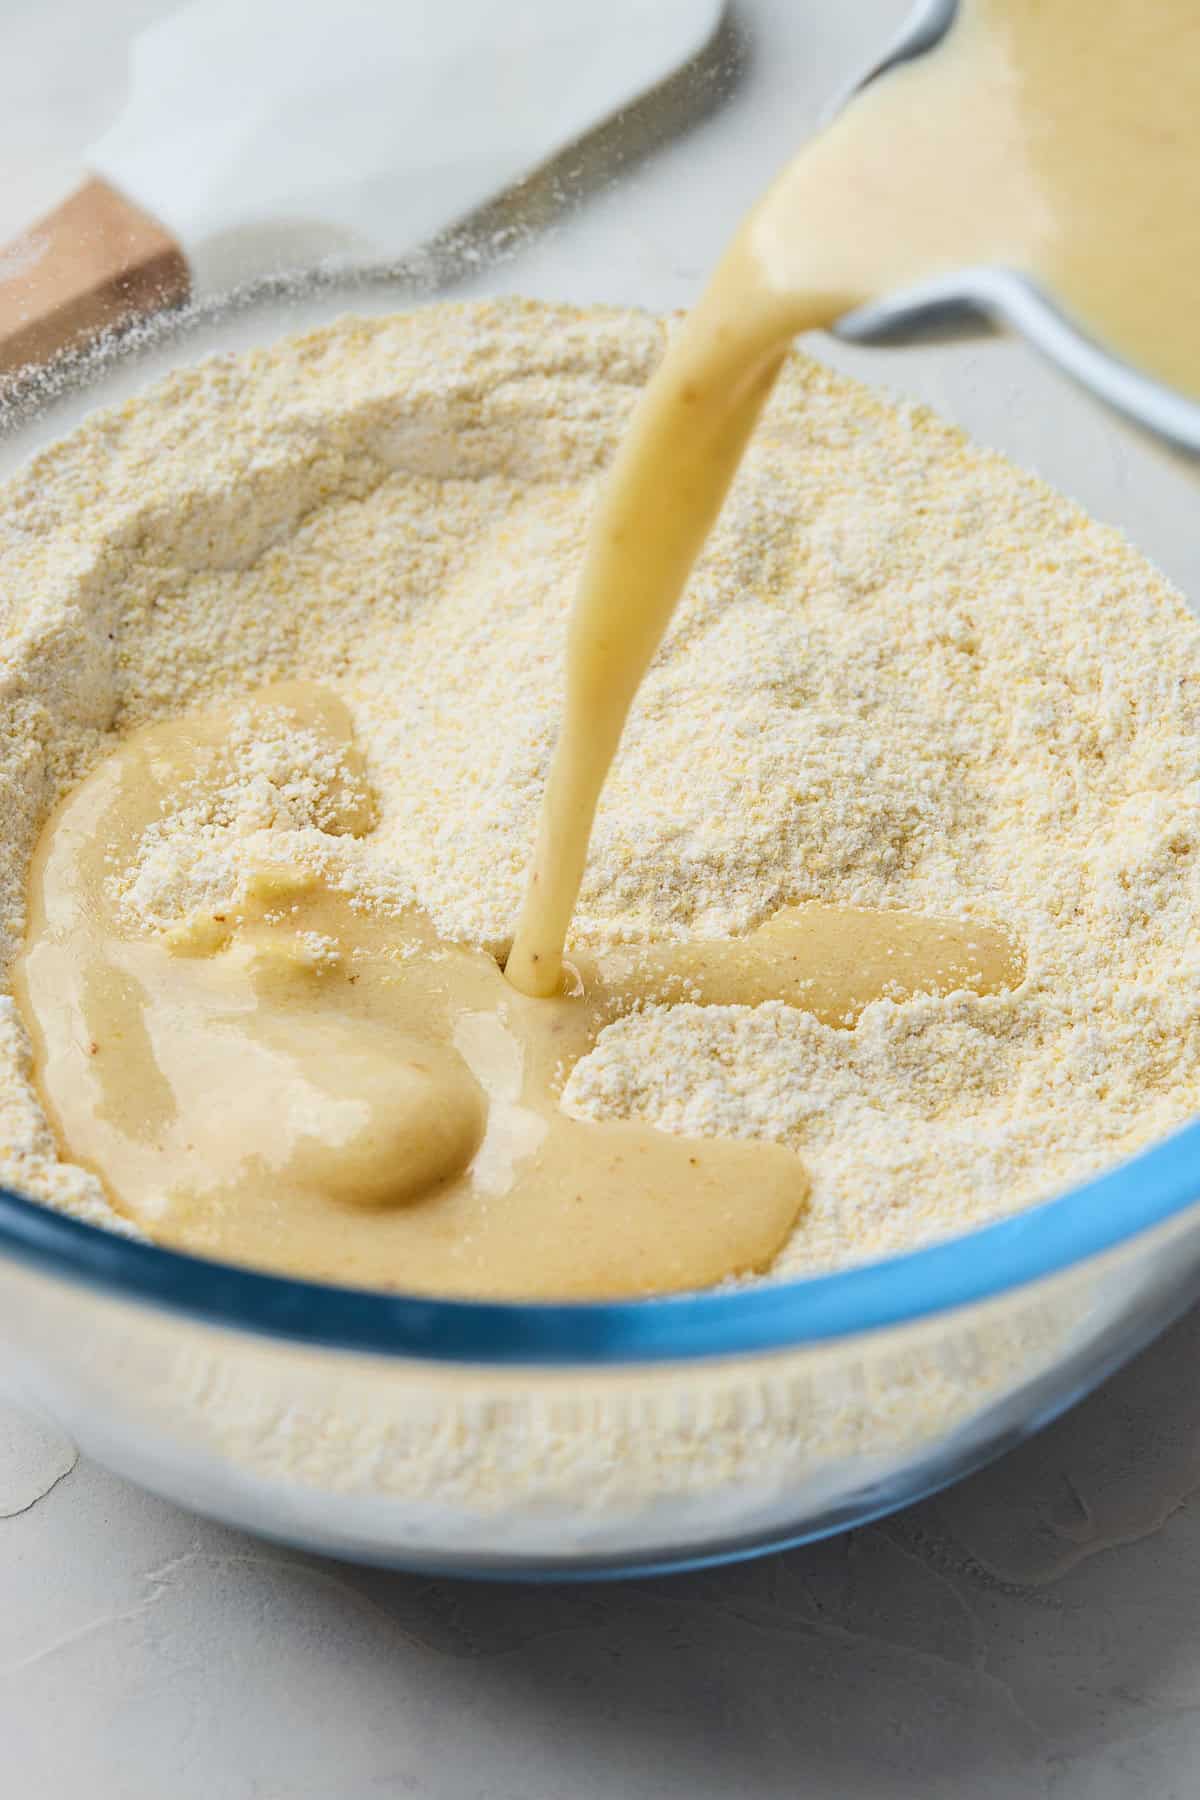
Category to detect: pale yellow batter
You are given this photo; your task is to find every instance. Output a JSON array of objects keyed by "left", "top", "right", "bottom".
[
  {"left": 12, "top": 686, "right": 1018, "bottom": 1296},
  {"left": 507, "top": 0, "right": 1200, "bottom": 993}
]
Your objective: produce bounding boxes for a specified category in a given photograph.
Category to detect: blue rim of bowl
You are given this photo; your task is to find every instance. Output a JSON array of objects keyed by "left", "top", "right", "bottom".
[{"left": 0, "top": 1115, "right": 1196, "bottom": 1364}]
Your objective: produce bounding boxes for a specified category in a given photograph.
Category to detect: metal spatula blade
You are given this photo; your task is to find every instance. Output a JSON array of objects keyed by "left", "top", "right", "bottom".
[
  {"left": 0, "top": 0, "right": 724, "bottom": 378},
  {"left": 89, "top": 0, "right": 725, "bottom": 295}
]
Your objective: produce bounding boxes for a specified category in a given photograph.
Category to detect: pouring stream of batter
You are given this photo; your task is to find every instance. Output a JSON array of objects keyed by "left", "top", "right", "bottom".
[{"left": 505, "top": 0, "right": 1200, "bottom": 996}]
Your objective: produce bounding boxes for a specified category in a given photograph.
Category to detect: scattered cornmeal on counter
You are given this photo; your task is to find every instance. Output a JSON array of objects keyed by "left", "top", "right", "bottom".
[{"left": 2, "top": 302, "right": 1199, "bottom": 1292}]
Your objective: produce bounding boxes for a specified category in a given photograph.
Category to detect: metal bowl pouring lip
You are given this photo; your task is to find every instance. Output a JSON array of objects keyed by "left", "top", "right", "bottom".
[
  {"left": 1, "top": 1110, "right": 1199, "bottom": 1365},
  {"left": 838, "top": 268, "right": 1200, "bottom": 455},
  {"left": 829, "top": 0, "right": 1200, "bottom": 453}
]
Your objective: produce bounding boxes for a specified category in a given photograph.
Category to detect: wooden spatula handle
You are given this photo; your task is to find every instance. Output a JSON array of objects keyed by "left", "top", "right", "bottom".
[{"left": 0, "top": 178, "right": 190, "bottom": 382}]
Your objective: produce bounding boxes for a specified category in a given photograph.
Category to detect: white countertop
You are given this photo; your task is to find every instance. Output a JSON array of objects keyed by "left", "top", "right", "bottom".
[
  {"left": 11, "top": 1309, "right": 1200, "bottom": 1799},
  {"left": 4, "top": 2, "right": 1200, "bottom": 1794}
]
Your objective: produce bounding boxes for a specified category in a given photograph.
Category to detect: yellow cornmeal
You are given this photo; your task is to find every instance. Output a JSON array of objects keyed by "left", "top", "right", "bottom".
[{"left": 1, "top": 301, "right": 1200, "bottom": 1279}]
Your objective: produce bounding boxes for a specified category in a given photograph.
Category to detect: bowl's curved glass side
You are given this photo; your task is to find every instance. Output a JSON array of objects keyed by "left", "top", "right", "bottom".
[
  {"left": 3, "top": 1202, "right": 1199, "bottom": 1574},
  {"left": 5, "top": 1106, "right": 1200, "bottom": 1366}
]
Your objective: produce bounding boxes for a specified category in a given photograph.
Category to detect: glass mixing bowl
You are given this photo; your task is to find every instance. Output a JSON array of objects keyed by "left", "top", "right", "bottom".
[
  {"left": 2, "top": 1, "right": 1199, "bottom": 1577},
  {"left": 2, "top": 1126, "right": 1200, "bottom": 1576}
]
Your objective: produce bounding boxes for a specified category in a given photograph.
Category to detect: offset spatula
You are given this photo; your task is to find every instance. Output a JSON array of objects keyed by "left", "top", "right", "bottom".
[{"left": 0, "top": 0, "right": 723, "bottom": 378}]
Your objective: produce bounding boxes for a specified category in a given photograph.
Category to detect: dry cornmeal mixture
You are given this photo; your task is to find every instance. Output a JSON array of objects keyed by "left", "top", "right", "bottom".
[{"left": 1, "top": 298, "right": 1199, "bottom": 1281}]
